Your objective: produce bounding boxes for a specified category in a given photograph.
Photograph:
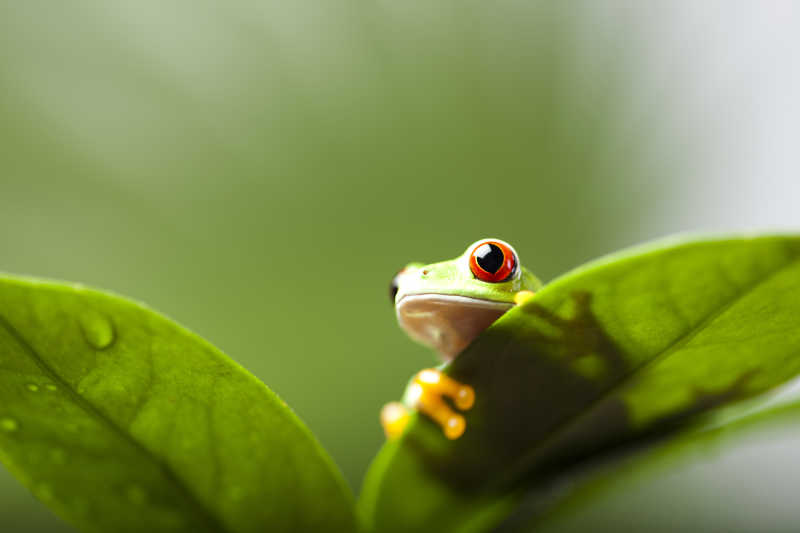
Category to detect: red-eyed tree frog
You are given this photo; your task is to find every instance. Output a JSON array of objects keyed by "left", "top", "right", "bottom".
[{"left": 382, "top": 239, "right": 542, "bottom": 440}]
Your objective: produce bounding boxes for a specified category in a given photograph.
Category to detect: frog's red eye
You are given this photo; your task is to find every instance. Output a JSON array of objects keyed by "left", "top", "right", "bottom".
[{"left": 469, "top": 240, "right": 517, "bottom": 283}]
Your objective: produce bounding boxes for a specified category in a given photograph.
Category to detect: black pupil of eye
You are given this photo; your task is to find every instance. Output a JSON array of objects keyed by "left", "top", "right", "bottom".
[{"left": 475, "top": 243, "right": 506, "bottom": 274}]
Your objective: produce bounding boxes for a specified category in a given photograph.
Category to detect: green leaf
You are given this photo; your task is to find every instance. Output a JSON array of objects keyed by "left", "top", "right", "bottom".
[
  {"left": 526, "top": 394, "right": 800, "bottom": 532},
  {"left": 0, "top": 276, "right": 356, "bottom": 533},
  {"left": 359, "top": 235, "right": 800, "bottom": 532}
]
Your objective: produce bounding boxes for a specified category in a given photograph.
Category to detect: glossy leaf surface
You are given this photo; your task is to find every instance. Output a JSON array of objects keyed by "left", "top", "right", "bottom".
[
  {"left": 360, "top": 235, "right": 800, "bottom": 532},
  {"left": 0, "top": 277, "right": 355, "bottom": 533}
]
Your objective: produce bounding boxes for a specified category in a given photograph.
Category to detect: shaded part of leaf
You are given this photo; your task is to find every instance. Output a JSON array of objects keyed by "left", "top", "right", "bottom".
[
  {"left": 440, "top": 237, "right": 800, "bottom": 490},
  {"left": 399, "top": 291, "right": 633, "bottom": 491},
  {"left": 358, "top": 435, "right": 519, "bottom": 533}
]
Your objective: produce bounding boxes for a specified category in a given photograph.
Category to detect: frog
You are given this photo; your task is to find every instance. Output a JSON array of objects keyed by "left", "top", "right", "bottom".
[{"left": 382, "top": 238, "right": 542, "bottom": 440}]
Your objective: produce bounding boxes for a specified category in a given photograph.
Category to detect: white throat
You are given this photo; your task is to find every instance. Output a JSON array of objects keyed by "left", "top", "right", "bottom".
[{"left": 396, "top": 294, "right": 513, "bottom": 360}]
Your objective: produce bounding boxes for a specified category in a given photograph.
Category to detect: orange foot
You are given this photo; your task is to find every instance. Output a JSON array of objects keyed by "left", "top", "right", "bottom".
[
  {"left": 380, "top": 401, "right": 411, "bottom": 439},
  {"left": 381, "top": 369, "right": 475, "bottom": 440}
]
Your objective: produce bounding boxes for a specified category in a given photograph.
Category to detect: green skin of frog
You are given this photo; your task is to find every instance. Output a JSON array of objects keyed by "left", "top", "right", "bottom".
[{"left": 383, "top": 239, "right": 542, "bottom": 440}]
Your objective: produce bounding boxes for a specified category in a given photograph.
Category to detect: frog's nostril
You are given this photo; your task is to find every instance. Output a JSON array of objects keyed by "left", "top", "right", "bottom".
[{"left": 389, "top": 276, "right": 400, "bottom": 304}]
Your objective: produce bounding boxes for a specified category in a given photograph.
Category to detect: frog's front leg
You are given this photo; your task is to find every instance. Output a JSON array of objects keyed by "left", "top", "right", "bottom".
[{"left": 381, "top": 369, "right": 475, "bottom": 440}]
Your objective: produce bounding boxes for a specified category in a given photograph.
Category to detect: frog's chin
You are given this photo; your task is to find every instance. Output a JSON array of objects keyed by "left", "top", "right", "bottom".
[{"left": 396, "top": 294, "right": 513, "bottom": 361}]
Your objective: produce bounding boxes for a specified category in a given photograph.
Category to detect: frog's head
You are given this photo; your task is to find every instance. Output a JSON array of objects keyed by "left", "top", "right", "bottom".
[{"left": 390, "top": 238, "right": 542, "bottom": 360}]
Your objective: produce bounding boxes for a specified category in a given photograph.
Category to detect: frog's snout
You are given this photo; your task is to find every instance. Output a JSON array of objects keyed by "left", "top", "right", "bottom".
[
  {"left": 389, "top": 267, "right": 408, "bottom": 304},
  {"left": 389, "top": 275, "right": 400, "bottom": 304}
]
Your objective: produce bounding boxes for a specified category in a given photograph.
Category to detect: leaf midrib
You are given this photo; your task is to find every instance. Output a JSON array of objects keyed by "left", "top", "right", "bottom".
[
  {"left": 0, "top": 314, "right": 229, "bottom": 533},
  {"left": 500, "top": 251, "right": 800, "bottom": 486}
]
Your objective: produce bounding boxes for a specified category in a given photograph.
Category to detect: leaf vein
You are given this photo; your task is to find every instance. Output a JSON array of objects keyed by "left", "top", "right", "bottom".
[
  {"left": 504, "top": 251, "right": 800, "bottom": 485},
  {"left": 0, "top": 314, "right": 229, "bottom": 533}
]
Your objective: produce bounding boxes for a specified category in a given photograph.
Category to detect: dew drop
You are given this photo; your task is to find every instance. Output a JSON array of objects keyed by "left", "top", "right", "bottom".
[
  {"left": 26, "top": 383, "right": 39, "bottom": 392},
  {"left": 79, "top": 311, "right": 115, "bottom": 350},
  {"left": 0, "top": 417, "right": 18, "bottom": 432},
  {"left": 125, "top": 484, "right": 147, "bottom": 505},
  {"left": 45, "top": 384, "right": 57, "bottom": 392}
]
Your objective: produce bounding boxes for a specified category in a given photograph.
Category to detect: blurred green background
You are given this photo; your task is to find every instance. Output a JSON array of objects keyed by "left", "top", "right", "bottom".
[{"left": 2, "top": 2, "right": 798, "bottom": 531}]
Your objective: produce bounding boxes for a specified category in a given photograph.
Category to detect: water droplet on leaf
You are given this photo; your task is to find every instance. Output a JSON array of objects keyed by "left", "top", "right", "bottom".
[
  {"left": 0, "top": 418, "right": 18, "bottom": 432},
  {"left": 26, "top": 383, "right": 39, "bottom": 392},
  {"left": 79, "top": 311, "right": 115, "bottom": 350},
  {"left": 45, "top": 384, "right": 57, "bottom": 392}
]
